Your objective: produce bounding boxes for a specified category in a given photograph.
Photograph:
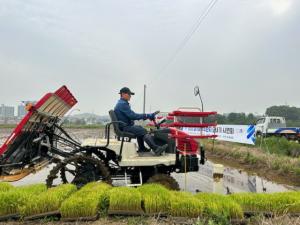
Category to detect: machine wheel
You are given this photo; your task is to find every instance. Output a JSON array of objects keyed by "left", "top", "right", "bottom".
[
  {"left": 130, "top": 173, "right": 151, "bottom": 185},
  {"left": 147, "top": 173, "right": 180, "bottom": 190},
  {"left": 46, "top": 155, "right": 112, "bottom": 188}
]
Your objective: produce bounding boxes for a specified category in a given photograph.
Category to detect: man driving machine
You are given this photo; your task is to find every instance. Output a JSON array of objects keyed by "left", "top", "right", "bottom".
[{"left": 114, "top": 87, "right": 168, "bottom": 156}]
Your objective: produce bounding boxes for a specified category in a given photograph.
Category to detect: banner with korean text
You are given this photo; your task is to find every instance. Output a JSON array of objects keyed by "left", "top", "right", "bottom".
[{"left": 182, "top": 124, "right": 256, "bottom": 145}]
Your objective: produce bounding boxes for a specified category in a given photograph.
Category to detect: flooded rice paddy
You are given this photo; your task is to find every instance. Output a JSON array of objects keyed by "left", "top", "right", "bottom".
[{"left": 0, "top": 128, "right": 298, "bottom": 194}]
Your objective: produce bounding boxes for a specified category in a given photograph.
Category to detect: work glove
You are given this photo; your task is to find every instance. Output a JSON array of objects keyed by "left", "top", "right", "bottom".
[{"left": 146, "top": 113, "right": 156, "bottom": 120}]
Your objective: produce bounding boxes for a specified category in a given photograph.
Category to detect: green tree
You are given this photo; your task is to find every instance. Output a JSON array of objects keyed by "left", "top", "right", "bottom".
[{"left": 266, "top": 105, "right": 300, "bottom": 121}]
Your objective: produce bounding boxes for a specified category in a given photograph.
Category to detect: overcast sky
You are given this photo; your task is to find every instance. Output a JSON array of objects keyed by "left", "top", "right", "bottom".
[{"left": 0, "top": 0, "right": 299, "bottom": 115}]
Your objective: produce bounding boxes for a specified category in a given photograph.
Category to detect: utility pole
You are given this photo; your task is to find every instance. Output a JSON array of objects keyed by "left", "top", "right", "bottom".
[{"left": 143, "top": 84, "right": 146, "bottom": 114}]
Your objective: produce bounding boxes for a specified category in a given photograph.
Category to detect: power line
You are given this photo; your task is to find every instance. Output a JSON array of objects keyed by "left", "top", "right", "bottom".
[{"left": 159, "top": 0, "right": 219, "bottom": 74}]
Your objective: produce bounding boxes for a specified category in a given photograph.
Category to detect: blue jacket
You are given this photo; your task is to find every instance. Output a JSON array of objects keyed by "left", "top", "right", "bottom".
[{"left": 114, "top": 98, "right": 147, "bottom": 129}]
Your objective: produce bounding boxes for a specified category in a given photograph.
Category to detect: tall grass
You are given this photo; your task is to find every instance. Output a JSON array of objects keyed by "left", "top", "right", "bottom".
[
  {"left": 109, "top": 187, "right": 143, "bottom": 213},
  {"left": 0, "top": 184, "right": 46, "bottom": 216},
  {"left": 20, "top": 184, "right": 77, "bottom": 217},
  {"left": 137, "top": 184, "right": 171, "bottom": 214},
  {"left": 60, "top": 182, "right": 111, "bottom": 218},
  {"left": 169, "top": 191, "right": 204, "bottom": 218}
]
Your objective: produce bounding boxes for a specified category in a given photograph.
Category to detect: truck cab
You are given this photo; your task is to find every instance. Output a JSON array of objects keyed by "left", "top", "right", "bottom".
[
  {"left": 255, "top": 116, "right": 300, "bottom": 141},
  {"left": 255, "top": 116, "right": 286, "bottom": 136}
]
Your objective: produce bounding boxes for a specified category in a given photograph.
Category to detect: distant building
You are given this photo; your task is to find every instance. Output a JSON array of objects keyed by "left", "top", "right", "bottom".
[
  {"left": 17, "top": 104, "right": 27, "bottom": 118},
  {"left": 17, "top": 101, "right": 36, "bottom": 119},
  {"left": 0, "top": 104, "right": 14, "bottom": 118}
]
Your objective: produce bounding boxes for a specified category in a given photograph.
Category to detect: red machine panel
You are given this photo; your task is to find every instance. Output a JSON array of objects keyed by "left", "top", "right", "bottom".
[{"left": 0, "top": 86, "right": 77, "bottom": 156}]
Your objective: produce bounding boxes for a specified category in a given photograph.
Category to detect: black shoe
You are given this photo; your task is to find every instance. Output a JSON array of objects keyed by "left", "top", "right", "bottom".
[{"left": 154, "top": 144, "right": 168, "bottom": 156}]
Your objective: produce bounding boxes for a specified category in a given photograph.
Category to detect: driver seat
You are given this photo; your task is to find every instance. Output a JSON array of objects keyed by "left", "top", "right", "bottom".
[{"left": 109, "top": 110, "right": 136, "bottom": 141}]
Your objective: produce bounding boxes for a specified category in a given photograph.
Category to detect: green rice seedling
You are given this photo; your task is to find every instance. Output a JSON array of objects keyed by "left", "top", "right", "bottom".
[
  {"left": 266, "top": 192, "right": 300, "bottom": 214},
  {"left": 108, "top": 187, "right": 143, "bottom": 213},
  {"left": 0, "top": 184, "right": 46, "bottom": 216},
  {"left": 0, "top": 182, "right": 14, "bottom": 192},
  {"left": 0, "top": 191, "right": 25, "bottom": 216},
  {"left": 72, "top": 182, "right": 111, "bottom": 207},
  {"left": 61, "top": 196, "right": 99, "bottom": 218},
  {"left": 169, "top": 191, "right": 204, "bottom": 218},
  {"left": 60, "top": 182, "right": 111, "bottom": 218},
  {"left": 20, "top": 183, "right": 77, "bottom": 217},
  {"left": 195, "top": 193, "right": 243, "bottom": 219},
  {"left": 284, "top": 192, "right": 300, "bottom": 213},
  {"left": 80, "top": 181, "right": 104, "bottom": 190},
  {"left": 137, "top": 184, "right": 171, "bottom": 214},
  {"left": 229, "top": 192, "right": 300, "bottom": 214},
  {"left": 16, "top": 183, "right": 47, "bottom": 194},
  {"left": 230, "top": 193, "right": 269, "bottom": 213}
]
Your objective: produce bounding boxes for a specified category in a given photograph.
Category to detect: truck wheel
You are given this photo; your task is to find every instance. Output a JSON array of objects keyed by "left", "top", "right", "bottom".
[
  {"left": 256, "top": 132, "right": 262, "bottom": 138},
  {"left": 147, "top": 174, "right": 180, "bottom": 190}
]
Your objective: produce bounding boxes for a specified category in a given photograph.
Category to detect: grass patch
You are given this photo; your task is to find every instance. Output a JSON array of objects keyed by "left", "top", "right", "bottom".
[
  {"left": 20, "top": 184, "right": 77, "bottom": 217},
  {"left": 256, "top": 137, "right": 300, "bottom": 157},
  {"left": 169, "top": 191, "right": 204, "bottom": 218},
  {"left": 0, "top": 184, "right": 46, "bottom": 216},
  {"left": 108, "top": 187, "right": 143, "bottom": 213},
  {"left": 137, "top": 184, "right": 171, "bottom": 214},
  {"left": 60, "top": 182, "right": 111, "bottom": 219},
  {"left": 0, "top": 182, "right": 14, "bottom": 192}
]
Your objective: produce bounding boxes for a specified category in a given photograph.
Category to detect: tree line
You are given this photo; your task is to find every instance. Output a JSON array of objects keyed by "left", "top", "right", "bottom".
[
  {"left": 206, "top": 105, "right": 300, "bottom": 126},
  {"left": 266, "top": 105, "right": 300, "bottom": 127}
]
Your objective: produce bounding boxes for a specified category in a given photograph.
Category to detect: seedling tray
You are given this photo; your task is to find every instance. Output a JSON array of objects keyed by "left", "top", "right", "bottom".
[
  {"left": 24, "top": 210, "right": 61, "bottom": 221},
  {"left": 0, "top": 213, "right": 20, "bottom": 222},
  {"left": 61, "top": 214, "right": 98, "bottom": 222},
  {"left": 108, "top": 210, "right": 144, "bottom": 216}
]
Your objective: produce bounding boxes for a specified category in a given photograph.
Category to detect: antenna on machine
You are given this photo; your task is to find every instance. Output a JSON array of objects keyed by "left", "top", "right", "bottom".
[{"left": 194, "top": 86, "right": 204, "bottom": 112}]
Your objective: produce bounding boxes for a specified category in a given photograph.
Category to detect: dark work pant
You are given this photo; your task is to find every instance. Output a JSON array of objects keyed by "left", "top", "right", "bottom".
[
  {"left": 123, "top": 125, "right": 147, "bottom": 150},
  {"left": 122, "top": 125, "right": 160, "bottom": 150}
]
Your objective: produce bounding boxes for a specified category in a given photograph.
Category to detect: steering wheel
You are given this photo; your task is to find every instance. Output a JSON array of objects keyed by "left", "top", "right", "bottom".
[
  {"left": 153, "top": 110, "right": 160, "bottom": 117},
  {"left": 152, "top": 110, "right": 160, "bottom": 128}
]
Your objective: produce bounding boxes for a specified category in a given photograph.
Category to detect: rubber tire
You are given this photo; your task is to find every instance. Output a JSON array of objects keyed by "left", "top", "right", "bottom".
[{"left": 147, "top": 173, "right": 180, "bottom": 190}]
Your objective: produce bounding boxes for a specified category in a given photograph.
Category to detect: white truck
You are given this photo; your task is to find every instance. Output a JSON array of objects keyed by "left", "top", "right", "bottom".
[{"left": 255, "top": 116, "right": 300, "bottom": 141}]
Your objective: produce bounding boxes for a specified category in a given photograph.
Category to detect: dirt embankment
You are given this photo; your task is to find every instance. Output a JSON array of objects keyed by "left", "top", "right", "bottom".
[
  {"left": 0, "top": 218, "right": 165, "bottom": 225},
  {"left": 205, "top": 141, "right": 300, "bottom": 187},
  {"left": 1, "top": 215, "right": 300, "bottom": 225}
]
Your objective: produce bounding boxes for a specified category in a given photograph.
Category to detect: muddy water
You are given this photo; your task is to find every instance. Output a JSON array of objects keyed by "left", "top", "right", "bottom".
[
  {"left": 0, "top": 128, "right": 298, "bottom": 193},
  {"left": 172, "top": 161, "right": 296, "bottom": 194}
]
